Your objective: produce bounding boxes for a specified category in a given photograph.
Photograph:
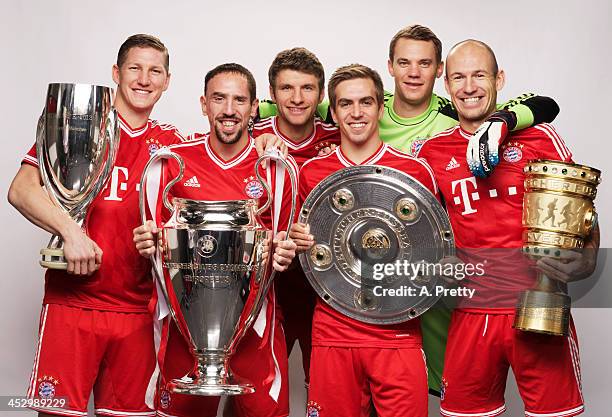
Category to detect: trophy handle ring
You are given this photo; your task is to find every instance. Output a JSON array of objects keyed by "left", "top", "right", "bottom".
[
  {"left": 238, "top": 150, "right": 298, "bottom": 335},
  {"left": 138, "top": 148, "right": 184, "bottom": 322},
  {"left": 139, "top": 148, "right": 185, "bottom": 226},
  {"left": 253, "top": 149, "right": 298, "bottom": 239}
]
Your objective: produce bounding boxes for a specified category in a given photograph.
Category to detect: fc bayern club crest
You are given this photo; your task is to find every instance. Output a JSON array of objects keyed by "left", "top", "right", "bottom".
[
  {"left": 244, "top": 176, "right": 264, "bottom": 199},
  {"left": 37, "top": 375, "right": 58, "bottom": 399},
  {"left": 502, "top": 141, "right": 524, "bottom": 163},
  {"left": 410, "top": 138, "right": 426, "bottom": 155},
  {"left": 306, "top": 400, "right": 321, "bottom": 417},
  {"left": 146, "top": 137, "right": 163, "bottom": 155},
  {"left": 160, "top": 389, "right": 171, "bottom": 409}
]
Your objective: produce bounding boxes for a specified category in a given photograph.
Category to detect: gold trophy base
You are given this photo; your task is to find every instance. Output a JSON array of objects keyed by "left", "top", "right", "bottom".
[
  {"left": 514, "top": 290, "right": 570, "bottom": 336},
  {"left": 40, "top": 248, "right": 68, "bottom": 270}
]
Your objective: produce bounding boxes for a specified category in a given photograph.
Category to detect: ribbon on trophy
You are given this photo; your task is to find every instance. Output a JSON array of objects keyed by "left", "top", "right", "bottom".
[
  {"left": 142, "top": 146, "right": 174, "bottom": 409},
  {"left": 253, "top": 146, "right": 290, "bottom": 402}
]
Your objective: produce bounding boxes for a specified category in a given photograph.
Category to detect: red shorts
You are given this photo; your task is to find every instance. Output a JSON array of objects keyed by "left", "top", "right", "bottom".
[
  {"left": 308, "top": 346, "right": 428, "bottom": 417},
  {"left": 275, "top": 268, "right": 316, "bottom": 385},
  {"left": 158, "top": 312, "right": 289, "bottom": 417},
  {"left": 26, "top": 304, "right": 156, "bottom": 417},
  {"left": 440, "top": 310, "right": 583, "bottom": 417}
]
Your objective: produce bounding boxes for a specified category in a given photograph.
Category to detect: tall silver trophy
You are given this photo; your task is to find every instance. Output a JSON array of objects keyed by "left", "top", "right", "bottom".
[
  {"left": 37, "top": 83, "right": 120, "bottom": 269},
  {"left": 140, "top": 149, "right": 296, "bottom": 395}
]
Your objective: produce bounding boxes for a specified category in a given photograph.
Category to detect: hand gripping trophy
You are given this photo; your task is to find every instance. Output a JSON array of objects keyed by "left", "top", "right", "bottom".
[
  {"left": 139, "top": 148, "right": 296, "bottom": 395},
  {"left": 37, "top": 83, "right": 120, "bottom": 269}
]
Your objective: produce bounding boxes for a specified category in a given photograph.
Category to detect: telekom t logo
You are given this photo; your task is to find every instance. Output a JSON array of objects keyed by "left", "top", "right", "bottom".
[
  {"left": 451, "top": 177, "right": 478, "bottom": 215},
  {"left": 450, "top": 177, "right": 520, "bottom": 215},
  {"left": 104, "top": 166, "right": 129, "bottom": 201}
]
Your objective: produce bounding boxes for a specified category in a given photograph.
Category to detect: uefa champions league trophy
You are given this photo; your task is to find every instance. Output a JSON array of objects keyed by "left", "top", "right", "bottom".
[
  {"left": 514, "top": 159, "right": 601, "bottom": 336},
  {"left": 37, "top": 83, "right": 120, "bottom": 269},
  {"left": 139, "top": 148, "right": 296, "bottom": 395}
]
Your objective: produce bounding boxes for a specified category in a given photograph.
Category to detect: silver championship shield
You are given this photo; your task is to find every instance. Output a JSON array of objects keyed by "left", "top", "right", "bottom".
[
  {"left": 139, "top": 149, "right": 297, "bottom": 395},
  {"left": 36, "top": 83, "right": 120, "bottom": 269},
  {"left": 299, "top": 165, "right": 454, "bottom": 324}
]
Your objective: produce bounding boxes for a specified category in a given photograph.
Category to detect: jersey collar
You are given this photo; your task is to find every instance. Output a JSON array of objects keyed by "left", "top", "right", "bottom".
[
  {"left": 204, "top": 135, "right": 254, "bottom": 170},
  {"left": 272, "top": 116, "right": 317, "bottom": 149},
  {"left": 386, "top": 93, "right": 438, "bottom": 126},
  {"left": 336, "top": 142, "right": 387, "bottom": 167},
  {"left": 458, "top": 126, "right": 475, "bottom": 140},
  {"left": 117, "top": 113, "right": 149, "bottom": 138}
]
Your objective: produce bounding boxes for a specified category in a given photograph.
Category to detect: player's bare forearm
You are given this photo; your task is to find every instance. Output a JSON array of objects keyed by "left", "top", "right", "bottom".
[
  {"left": 9, "top": 164, "right": 103, "bottom": 275},
  {"left": 7, "top": 164, "right": 79, "bottom": 238}
]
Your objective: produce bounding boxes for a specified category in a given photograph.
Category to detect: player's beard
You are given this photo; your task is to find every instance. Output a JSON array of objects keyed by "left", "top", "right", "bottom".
[{"left": 214, "top": 124, "right": 243, "bottom": 145}]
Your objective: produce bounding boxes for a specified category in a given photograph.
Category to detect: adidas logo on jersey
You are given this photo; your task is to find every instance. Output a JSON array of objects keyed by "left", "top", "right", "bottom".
[
  {"left": 184, "top": 176, "right": 201, "bottom": 187},
  {"left": 446, "top": 157, "right": 460, "bottom": 171}
]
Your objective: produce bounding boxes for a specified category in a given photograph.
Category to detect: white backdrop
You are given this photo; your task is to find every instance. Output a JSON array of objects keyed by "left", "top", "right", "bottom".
[{"left": 1, "top": 1, "right": 610, "bottom": 416}]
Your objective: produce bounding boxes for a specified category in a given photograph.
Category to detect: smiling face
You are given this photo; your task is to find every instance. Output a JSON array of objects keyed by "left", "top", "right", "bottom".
[
  {"left": 112, "top": 46, "right": 170, "bottom": 119},
  {"left": 201, "top": 72, "right": 258, "bottom": 145},
  {"left": 271, "top": 69, "right": 324, "bottom": 129},
  {"left": 388, "top": 38, "right": 443, "bottom": 110},
  {"left": 331, "top": 77, "right": 383, "bottom": 146},
  {"left": 445, "top": 42, "right": 505, "bottom": 130}
]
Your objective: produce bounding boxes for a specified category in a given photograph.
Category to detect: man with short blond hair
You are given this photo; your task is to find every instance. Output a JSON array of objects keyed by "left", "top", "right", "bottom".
[{"left": 291, "top": 63, "right": 437, "bottom": 417}]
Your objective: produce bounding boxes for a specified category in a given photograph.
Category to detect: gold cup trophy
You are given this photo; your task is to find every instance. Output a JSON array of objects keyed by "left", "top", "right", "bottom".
[{"left": 514, "top": 160, "right": 601, "bottom": 336}]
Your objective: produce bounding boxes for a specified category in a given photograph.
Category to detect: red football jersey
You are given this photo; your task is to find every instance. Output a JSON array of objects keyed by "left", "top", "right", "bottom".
[
  {"left": 23, "top": 114, "right": 185, "bottom": 312},
  {"left": 417, "top": 123, "right": 573, "bottom": 310},
  {"left": 252, "top": 116, "right": 340, "bottom": 167},
  {"left": 298, "top": 143, "right": 438, "bottom": 348},
  {"left": 163, "top": 133, "right": 298, "bottom": 231}
]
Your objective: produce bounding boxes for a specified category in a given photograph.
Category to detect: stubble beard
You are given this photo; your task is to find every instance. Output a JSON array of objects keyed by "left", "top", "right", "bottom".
[{"left": 214, "top": 125, "right": 243, "bottom": 145}]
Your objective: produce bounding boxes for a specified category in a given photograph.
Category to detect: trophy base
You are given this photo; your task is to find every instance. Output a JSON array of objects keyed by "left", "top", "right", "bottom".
[
  {"left": 169, "top": 376, "right": 254, "bottom": 396},
  {"left": 513, "top": 290, "right": 571, "bottom": 336},
  {"left": 40, "top": 248, "right": 68, "bottom": 270}
]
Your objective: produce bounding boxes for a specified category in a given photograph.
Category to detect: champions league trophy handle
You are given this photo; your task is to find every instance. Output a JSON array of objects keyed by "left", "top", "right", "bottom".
[
  {"left": 254, "top": 148, "right": 298, "bottom": 240},
  {"left": 237, "top": 148, "right": 298, "bottom": 334},
  {"left": 138, "top": 147, "right": 185, "bottom": 226},
  {"left": 138, "top": 148, "right": 185, "bottom": 325}
]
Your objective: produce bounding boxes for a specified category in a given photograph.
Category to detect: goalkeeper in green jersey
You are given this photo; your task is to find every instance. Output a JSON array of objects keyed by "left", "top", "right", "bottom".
[{"left": 258, "top": 25, "right": 560, "bottom": 398}]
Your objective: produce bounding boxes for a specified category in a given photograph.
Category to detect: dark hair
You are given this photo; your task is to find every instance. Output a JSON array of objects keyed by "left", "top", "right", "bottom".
[
  {"left": 389, "top": 25, "right": 442, "bottom": 63},
  {"left": 328, "top": 64, "right": 384, "bottom": 109},
  {"left": 204, "top": 63, "right": 257, "bottom": 102},
  {"left": 117, "top": 34, "right": 169, "bottom": 72},
  {"left": 268, "top": 47, "right": 325, "bottom": 92}
]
